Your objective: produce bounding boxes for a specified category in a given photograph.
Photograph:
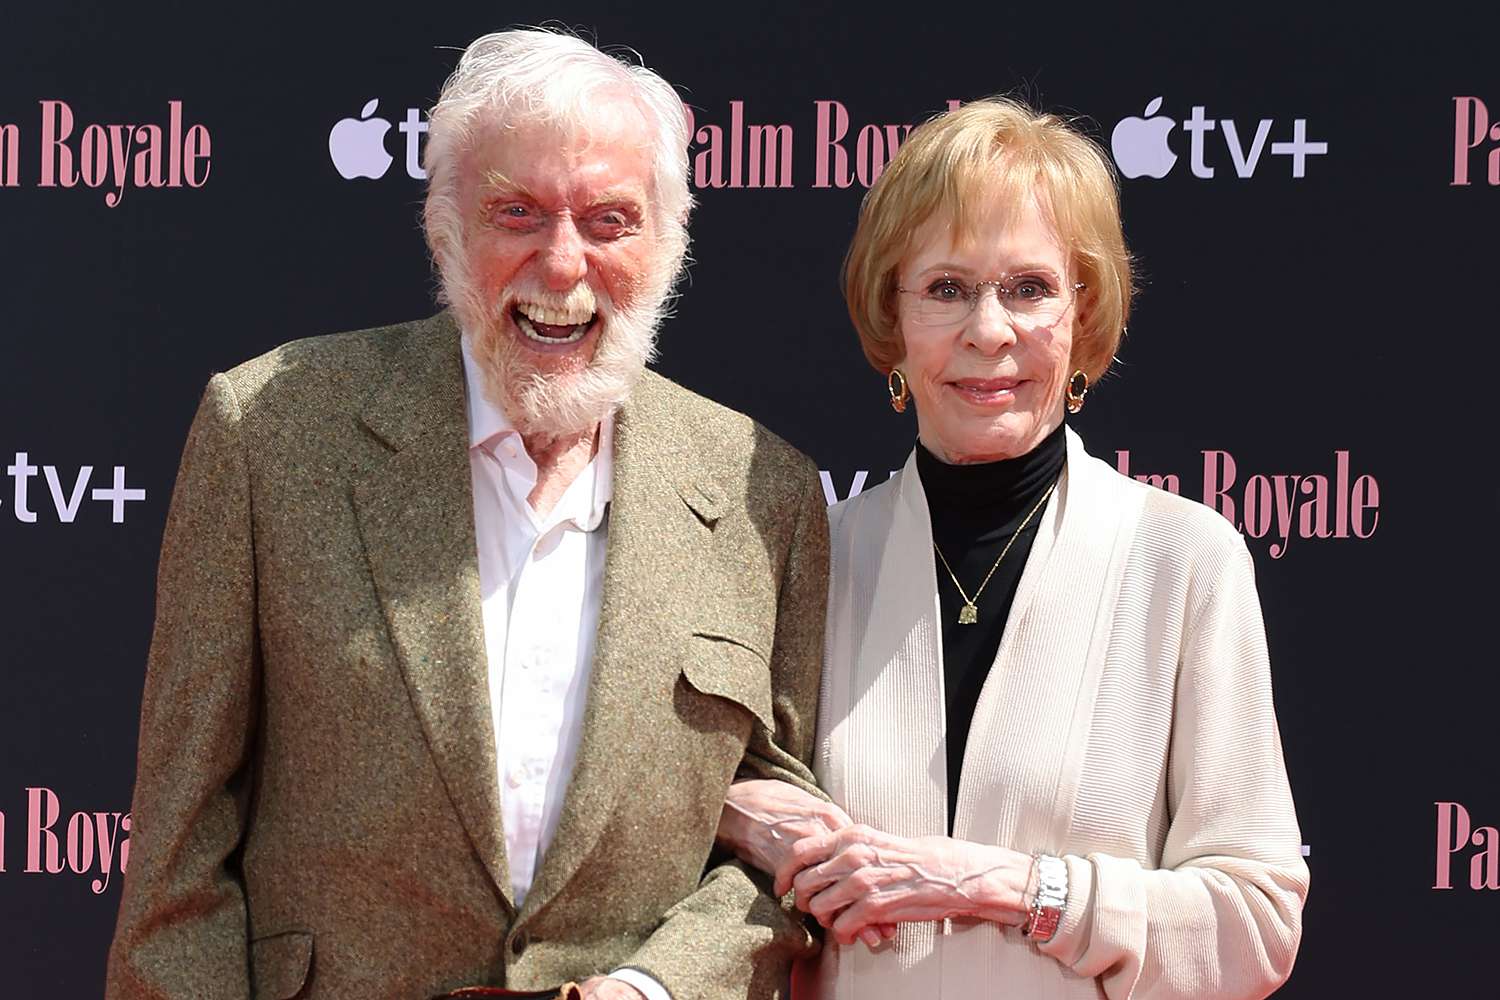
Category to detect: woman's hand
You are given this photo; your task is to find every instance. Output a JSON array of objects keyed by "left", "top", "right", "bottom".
[
  {"left": 717, "top": 781, "right": 896, "bottom": 948},
  {"left": 717, "top": 780, "right": 853, "bottom": 892},
  {"left": 789, "top": 825, "right": 1034, "bottom": 946}
]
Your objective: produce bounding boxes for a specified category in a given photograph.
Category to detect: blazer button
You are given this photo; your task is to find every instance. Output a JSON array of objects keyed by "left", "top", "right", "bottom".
[{"left": 511, "top": 930, "right": 530, "bottom": 957}]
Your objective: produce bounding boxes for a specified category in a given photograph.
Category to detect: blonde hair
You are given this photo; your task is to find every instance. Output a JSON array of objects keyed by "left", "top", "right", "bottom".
[{"left": 843, "top": 97, "right": 1132, "bottom": 381}]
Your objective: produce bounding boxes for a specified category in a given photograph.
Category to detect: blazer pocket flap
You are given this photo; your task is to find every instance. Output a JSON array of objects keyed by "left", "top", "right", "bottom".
[
  {"left": 251, "top": 930, "right": 313, "bottom": 999},
  {"left": 683, "top": 632, "right": 774, "bottom": 731}
]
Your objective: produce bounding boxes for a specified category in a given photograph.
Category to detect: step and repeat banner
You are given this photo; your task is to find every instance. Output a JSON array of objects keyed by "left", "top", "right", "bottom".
[{"left": 1, "top": 4, "right": 1496, "bottom": 996}]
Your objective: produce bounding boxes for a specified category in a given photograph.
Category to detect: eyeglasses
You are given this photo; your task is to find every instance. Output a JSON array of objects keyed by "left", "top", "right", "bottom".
[{"left": 896, "top": 274, "right": 1086, "bottom": 328}]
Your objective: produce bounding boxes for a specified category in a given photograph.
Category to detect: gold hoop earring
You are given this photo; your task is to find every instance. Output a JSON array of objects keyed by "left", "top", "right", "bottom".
[
  {"left": 887, "top": 369, "right": 910, "bottom": 413},
  {"left": 1065, "top": 370, "right": 1090, "bottom": 414}
]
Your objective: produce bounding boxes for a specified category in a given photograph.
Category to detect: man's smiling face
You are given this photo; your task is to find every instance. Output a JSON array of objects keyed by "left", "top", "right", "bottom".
[{"left": 455, "top": 99, "right": 667, "bottom": 441}]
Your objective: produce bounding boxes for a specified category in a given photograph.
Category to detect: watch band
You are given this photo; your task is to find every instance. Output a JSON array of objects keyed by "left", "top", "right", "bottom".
[{"left": 1021, "top": 854, "right": 1068, "bottom": 943}]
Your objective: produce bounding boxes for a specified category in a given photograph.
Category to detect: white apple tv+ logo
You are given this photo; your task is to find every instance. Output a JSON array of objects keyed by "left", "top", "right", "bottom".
[
  {"left": 329, "top": 98, "right": 394, "bottom": 180},
  {"left": 1111, "top": 97, "right": 1178, "bottom": 179},
  {"left": 1111, "top": 98, "right": 1329, "bottom": 181}
]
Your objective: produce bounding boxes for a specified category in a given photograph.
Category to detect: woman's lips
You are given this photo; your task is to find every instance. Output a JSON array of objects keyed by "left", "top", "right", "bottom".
[{"left": 949, "top": 377, "right": 1025, "bottom": 406}]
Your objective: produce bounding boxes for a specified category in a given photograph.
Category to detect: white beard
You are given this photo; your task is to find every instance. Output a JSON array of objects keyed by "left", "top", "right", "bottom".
[{"left": 452, "top": 272, "right": 669, "bottom": 446}]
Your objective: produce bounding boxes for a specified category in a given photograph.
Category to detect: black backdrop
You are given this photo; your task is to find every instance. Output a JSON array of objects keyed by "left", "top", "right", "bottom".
[{"left": 3, "top": 3, "right": 1497, "bottom": 996}]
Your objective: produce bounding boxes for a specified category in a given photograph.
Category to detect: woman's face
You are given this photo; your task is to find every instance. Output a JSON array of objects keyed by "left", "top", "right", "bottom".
[{"left": 896, "top": 190, "right": 1078, "bottom": 464}]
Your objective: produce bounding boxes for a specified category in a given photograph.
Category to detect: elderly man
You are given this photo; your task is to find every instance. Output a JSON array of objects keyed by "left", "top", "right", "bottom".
[{"left": 104, "top": 29, "right": 827, "bottom": 1000}]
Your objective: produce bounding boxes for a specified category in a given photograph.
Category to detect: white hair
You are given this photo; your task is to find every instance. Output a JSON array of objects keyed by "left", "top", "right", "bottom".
[{"left": 422, "top": 28, "right": 694, "bottom": 309}]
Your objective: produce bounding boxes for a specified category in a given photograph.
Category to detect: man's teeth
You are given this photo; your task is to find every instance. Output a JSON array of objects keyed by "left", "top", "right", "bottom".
[
  {"left": 515, "top": 313, "right": 591, "bottom": 345},
  {"left": 518, "top": 302, "right": 593, "bottom": 326}
]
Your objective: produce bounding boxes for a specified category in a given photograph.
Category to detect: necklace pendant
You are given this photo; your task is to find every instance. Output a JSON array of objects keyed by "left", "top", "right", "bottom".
[{"left": 958, "top": 602, "right": 979, "bottom": 625}]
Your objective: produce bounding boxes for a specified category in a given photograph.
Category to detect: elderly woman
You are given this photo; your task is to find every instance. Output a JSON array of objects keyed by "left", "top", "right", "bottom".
[{"left": 717, "top": 98, "right": 1308, "bottom": 1000}]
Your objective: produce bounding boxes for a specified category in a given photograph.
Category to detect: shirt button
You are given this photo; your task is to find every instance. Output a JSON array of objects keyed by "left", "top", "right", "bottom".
[{"left": 511, "top": 930, "right": 530, "bottom": 956}]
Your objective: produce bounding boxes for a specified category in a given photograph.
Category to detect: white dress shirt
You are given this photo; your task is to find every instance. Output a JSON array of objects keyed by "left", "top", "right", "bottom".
[{"left": 461, "top": 338, "right": 665, "bottom": 1000}]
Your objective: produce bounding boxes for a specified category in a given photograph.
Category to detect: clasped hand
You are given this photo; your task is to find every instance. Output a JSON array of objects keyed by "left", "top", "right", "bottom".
[
  {"left": 719, "top": 780, "right": 894, "bottom": 946},
  {"left": 720, "top": 782, "right": 1031, "bottom": 948},
  {"left": 788, "top": 825, "right": 1030, "bottom": 945}
]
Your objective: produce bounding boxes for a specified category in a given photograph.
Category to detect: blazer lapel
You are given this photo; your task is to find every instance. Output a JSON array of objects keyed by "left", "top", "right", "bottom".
[
  {"left": 517, "top": 371, "right": 717, "bottom": 923},
  {"left": 351, "top": 312, "right": 512, "bottom": 909}
]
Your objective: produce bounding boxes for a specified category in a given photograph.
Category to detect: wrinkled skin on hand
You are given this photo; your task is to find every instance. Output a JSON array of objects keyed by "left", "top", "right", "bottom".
[
  {"left": 718, "top": 780, "right": 896, "bottom": 947},
  {"left": 718, "top": 780, "right": 851, "bottom": 890},
  {"left": 789, "top": 825, "right": 1034, "bottom": 946},
  {"left": 578, "top": 976, "right": 645, "bottom": 1000}
]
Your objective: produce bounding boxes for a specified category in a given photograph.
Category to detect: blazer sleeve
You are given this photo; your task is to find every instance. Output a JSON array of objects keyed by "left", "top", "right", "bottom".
[
  {"left": 1038, "top": 537, "right": 1309, "bottom": 1000},
  {"left": 619, "top": 465, "right": 830, "bottom": 1000},
  {"left": 105, "top": 374, "right": 259, "bottom": 1000}
]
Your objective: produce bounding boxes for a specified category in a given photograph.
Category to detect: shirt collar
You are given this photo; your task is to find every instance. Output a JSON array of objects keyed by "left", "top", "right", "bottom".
[
  {"left": 460, "top": 332, "right": 614, "bottom": 533},
  {"left": 461, "top": 333, "right": 515, "bottom": 451}
]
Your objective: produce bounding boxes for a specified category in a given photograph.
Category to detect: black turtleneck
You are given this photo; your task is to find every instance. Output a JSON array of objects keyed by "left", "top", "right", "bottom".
[{"left": 915, "top": 421, "right": 1067, "bottom": 833}]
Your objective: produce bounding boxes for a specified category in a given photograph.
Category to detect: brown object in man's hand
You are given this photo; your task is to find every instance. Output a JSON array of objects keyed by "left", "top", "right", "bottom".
[{"left": 431, "top": 983, "right": 582, "bottom": 1000}]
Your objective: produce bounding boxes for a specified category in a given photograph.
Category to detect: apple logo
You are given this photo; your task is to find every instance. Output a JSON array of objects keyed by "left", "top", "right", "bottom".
[
  {"left": 329, "top": 98, "right": 393, "bottom": 180},
  {"left": 1111, "top": 97, "right": 1177, "bottom": 179}
]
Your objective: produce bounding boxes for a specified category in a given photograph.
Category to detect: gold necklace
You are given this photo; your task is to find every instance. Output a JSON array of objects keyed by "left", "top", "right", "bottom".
[{"left": 933, "top": 479, "right": 1058, "bottom": 625}]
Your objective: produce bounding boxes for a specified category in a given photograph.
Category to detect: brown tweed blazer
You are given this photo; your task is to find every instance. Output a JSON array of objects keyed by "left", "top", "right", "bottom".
[{"left": 104, "top": 312, "right": 829, "bottom": 1000}]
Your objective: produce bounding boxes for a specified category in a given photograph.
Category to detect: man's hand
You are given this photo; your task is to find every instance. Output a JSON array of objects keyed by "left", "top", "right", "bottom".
[
  {"left": 789, "top": 825, "right": 1034, "bottom": 946},
  {"left": 577, "top": 976, "right": 646, "bottom": 1000}
]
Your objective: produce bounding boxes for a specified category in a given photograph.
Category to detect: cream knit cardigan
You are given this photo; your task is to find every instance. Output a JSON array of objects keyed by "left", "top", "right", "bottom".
[{"left": 799, "top": 429, "right": 1308, "bottom": 1000}]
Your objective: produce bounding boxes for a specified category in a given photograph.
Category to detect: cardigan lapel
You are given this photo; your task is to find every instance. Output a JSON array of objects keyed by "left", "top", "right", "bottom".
[
  {"left": 516, "top": 370, "right": 720, "bottom": 924},
  {"left": 951, "top": 428, "right": 1145, "bottom": 853},
  {"left": 823, "top": 450, "right": 947, "bottom": 1000},
  {"left": 843, "top": 448, "right": 949, "bottom": 836},
  {"left": 351, "top": 312, "right": 513, "bottom": 910}
]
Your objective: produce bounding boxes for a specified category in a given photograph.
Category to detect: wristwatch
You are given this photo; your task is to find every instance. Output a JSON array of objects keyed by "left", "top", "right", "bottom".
[{"left": 1021, "top": 854, "right": 1068, "bottom": 943}]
